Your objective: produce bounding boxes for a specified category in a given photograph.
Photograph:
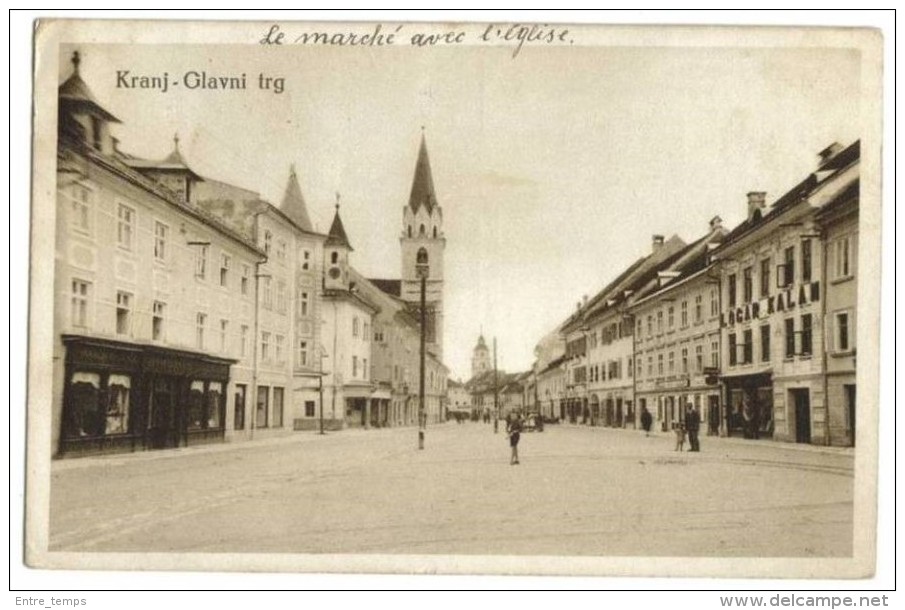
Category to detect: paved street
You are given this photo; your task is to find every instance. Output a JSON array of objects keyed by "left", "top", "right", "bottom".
[{"left": 49, "top": 423, "right": 853, "bottom": 557}]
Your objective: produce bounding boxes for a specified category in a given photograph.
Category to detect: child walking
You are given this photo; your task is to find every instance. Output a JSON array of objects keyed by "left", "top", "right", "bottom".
[{"left": 673, "top": 422, "right": 686, "bottom": 452}]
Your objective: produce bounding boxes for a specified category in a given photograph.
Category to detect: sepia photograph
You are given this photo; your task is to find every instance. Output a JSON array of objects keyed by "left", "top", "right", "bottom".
[{"left": 19, "top": 14, "right": 888, "bottom": 587}]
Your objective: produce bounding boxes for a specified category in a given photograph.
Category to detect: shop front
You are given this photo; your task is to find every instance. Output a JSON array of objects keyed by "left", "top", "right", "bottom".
[
  {"left": 721, "top": 372, "right": 774, "bottom": 439},
  {"left": 59, "top": 335, "right": 234, "bottom": 458}
]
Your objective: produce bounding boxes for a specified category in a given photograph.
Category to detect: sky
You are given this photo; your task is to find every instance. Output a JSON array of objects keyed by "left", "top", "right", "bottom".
[{"left": 60, "top": 37, "right": 862, "bottom": 381}]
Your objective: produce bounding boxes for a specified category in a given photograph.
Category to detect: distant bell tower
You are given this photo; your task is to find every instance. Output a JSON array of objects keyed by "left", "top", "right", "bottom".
[
  {"left": 401, "top": 130, "right": 445, "bottom": 360},
  {"left": 471, "top": 334, "right": 491, "bottom": 378}
]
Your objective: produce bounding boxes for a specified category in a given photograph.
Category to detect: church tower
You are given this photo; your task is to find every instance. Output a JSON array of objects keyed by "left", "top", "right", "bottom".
[
  {"left": 324, "top": 197, "right": 352, "bottom": 292},
  {"left": 471, "top": 334, "right": 491, "bottom": 379},
  {"left": 400, "top": 131, "right": 445, "bottom": 360}
]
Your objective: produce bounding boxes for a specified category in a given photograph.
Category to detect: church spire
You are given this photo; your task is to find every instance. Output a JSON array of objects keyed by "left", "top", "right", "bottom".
[
  {"left": 326, "top": 194, "right": 353, "bottom": 251},
  {"left": 279, "top": 164, "right": 314, "bottom": 231},
  {"left": 408, "top": 130, "right": 439, "bottom": 214}
]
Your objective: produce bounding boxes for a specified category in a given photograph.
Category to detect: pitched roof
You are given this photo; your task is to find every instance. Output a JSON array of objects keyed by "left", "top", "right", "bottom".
[
  {"left": 123, "top": 134, "right": 203, "bottom": 181},
  {"left": 280, "top": 165, "right": 314, "bottom": 231},
  {"left": 408, "top": 133, "right": 439, "bottom": 214},
  {"left": 325, "top": 204, "right": 353, "bottom": 250},
  {"left": 58, "top": 51, "right": 120, "bottom": 123},
  {"left": 368, "top": 278, "right": 401, "bottom": 297}
]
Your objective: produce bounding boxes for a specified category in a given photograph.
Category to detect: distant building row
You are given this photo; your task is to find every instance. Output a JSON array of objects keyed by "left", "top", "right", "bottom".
[
  {"left": 52, "top": 52, "right": 449, "bottom": 457},
  {"left": 520, "top": 140, "right": 859, "bottom": 446}
]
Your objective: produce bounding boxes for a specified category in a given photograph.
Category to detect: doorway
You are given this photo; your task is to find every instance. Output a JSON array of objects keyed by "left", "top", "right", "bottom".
[
  {"left": 845, "top": 384, "right": 856, "bottom": 447},
  {"left": 148, "top": 377, "right": 179, "bottom": 449},
  {"left": 790, "top": 388, "right": 811, "bottom": 444}
]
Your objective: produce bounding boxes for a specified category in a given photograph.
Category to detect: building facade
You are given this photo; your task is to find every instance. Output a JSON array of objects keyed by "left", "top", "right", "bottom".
[{"left": 713, "top": 142, "right": 859, "bottom": 444}]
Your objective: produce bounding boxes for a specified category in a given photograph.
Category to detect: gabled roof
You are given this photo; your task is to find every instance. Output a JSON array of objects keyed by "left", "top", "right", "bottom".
[
  {"left": 59, "top": 51, "right": 120, "bottom": 123},
  {"left": 368, "top": 279, "right": 402, "bottom": 297},
  {"left": 326, "top": 204, "right": 353, "bottom": 250},
  {"left": 123, "top": 134, "right": 203, "bottom": 181},
  {"left": 280, "top": 165, "right": 314, "bottom": 231},
  {"left": 408, "top": 133, "right": 439, "bottom": 215},
  {"left": 632, "top": 227, "right": 726, "bottom": 305}
]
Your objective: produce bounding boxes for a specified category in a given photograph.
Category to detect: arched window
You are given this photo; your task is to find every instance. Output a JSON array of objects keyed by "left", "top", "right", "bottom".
[
  {"left": 432, "top": 226, "right": 438, "bottom": 238},
  {"left": 419, "top": 224, "right": 426, "bottom": 236},
  {"left": 330, "top": 251, "right": 338, "bottom": 264},
  {"left": 416, "top": 248, "right": 429, "bottom": 266}
]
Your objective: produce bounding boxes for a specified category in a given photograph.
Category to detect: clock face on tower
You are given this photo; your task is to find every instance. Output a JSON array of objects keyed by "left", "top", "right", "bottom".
[{"left": 328, "top": 267, "right": 341, "bottom": 280}]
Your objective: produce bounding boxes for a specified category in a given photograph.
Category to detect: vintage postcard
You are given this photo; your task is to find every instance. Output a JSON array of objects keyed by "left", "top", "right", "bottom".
[{"left": 26, "top": 18, "right": 883, "bottom": 579}]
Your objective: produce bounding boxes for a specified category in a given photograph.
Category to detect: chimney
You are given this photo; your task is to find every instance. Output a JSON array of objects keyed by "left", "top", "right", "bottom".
[
  {"left": 582, "top": 294, "right": 589, "bottom": 306},
  {"left": 817, "top": 142, "right": 844, "bottom": 168},
  {"left": 652, "top": 234, "right": 665, "bottom": 252},
  {"left": 709, "top": 215, "right": 722, "bottom": 231},
  {"left": 747, "top": 192, "right": 766, "bottom": 222}
]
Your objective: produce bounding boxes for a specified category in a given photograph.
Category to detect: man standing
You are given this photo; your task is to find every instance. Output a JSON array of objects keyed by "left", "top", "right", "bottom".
[{"left": 686, "top": 405, "right": 701, "bottom": 452}]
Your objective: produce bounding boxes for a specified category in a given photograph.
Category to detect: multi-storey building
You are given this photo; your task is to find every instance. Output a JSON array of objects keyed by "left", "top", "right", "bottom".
[
  {"left": 631, "top": 218, "right": 726, "bottom": 434},
  {"left": 712, "top": 141, "right": 859, "bottom": 444},
  {"left": 816, "top": 174, "right": 859, "bottom": 446},
  {"left": 54, "top": 52, "right": 265, "bottom": 457}
]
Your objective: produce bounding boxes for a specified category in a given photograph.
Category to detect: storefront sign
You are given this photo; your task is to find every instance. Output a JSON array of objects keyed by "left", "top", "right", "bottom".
[{"left": 721, "top": 281, "right": 820, "bottom": 328}]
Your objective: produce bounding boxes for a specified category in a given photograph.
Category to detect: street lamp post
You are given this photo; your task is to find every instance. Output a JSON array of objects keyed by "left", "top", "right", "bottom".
[{"left": 416, "top": 249, "right": 429, "bottom": 450}]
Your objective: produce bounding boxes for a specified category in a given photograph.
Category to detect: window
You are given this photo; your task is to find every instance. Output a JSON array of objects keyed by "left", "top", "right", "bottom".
[
  {"left": 234, "top": 384, "right": 247, "bottom": 430},
  {"left": 710, "top": 341, "right": 719, "bottom": 368},
  {"left": 115, "top": 291, "right": 132, "bottom": 336},
  {"left": 275, "top": 335, "right": 284, "bottom": 363},
  {"left": 668, "top": 351, "right": 675, "bottom": 373},
  {"left": 693, "top": 295, "right": 702, "bottom": 323},
  {"left": 656, "top": 311, "right": 663, "bottom": 333},
  {"left": 801, "top": 239, "right": 812, "bottom": 283},
  {"left": 781, "top": 246, "right": 795, "bottom": 287},
  {"left": 637, "top": 318, "right": 643, "bottom": 337},
  {"left": 760, "top": 324, "right": 771, "bottom": 362},
  {"left": 710, "top": 289, "right": 718, "bottom": 317},
  {"left": 305, "top": 400, "right": 316, "bottom": 417},
  {"left": 628, "top": 357, "right": 633, "bottom": 378},
  {"left": 297, "top": 340, "right": 308, "bottom": 367},
  {"left": 150, "top": 221, "right": 167, "bottom": 262},
  {"left": 276, "top": 280, "right": 286, "bottom": 313},
  {"left": 70, "top": 279, "right": 90, "bottom": 327},
  {"left": 681, "top": 348, "right": 688, "bottom": 373},
  {"left": 352, "top": 355, "right": 358, "bottom": 377},
  {"left": 800, "top": 314, "right": 813, "bottom": 356},
  {"left": 263, "top": 230, "right": 272, "bottom": 255},
  {"left": 302, "top": 250, "right": 311, "bottom": 270},
  {"left": 363, "top": 358, "right": 368, "bottom": 380},
  {"left": 647, "top": 356, "right": 653, "bottom": 376},
  {"left": 196, "top": 312, "right": 206, "bottom": 349},
  {"left": 667, "top": 306, "right": 675, "bottom": 329},
  {"left": 680, "top": 301, "right": 688, "bottom": 327},
  {"left": 220, "top": 253, "right": 230, "bottom": 287},
  {"left": 834, "top": 311, "right": 851, "bottom": 352},
  {"left": 220, "top": 319, "right": 229, "bottom": 352},
  {"left": 657, "top": 354, "right": 664, "bottom": 375},
  {"left": 277, "top": 240, "right": 287, "bottom": 262},
  {"left": 256, "top": 386, "right": 269, "bottom": 429},
  {"left": 784, "top": 318, "right": 795, "bottom": 358},
  {"left": 742, "top": 329, "right": 753, "bottom": 364},
  {"left": 728, "top": 273, "right": 737, "bottom": 307},
  {"left": 105, "top": 374, "right": 131, "bottom": 435},
  {"left": 352, "top": 317, "right": 360, "bottom": 338},
  {"left": 152, "top": 301, "right": 165, "bottom": 341},
  {"left": 743, "top": 267, "right": 753, "bottom": 303},
  {"left": 363, "top": 322, "right": 370, "bottom": 342},
  {"left": 262, "top": 277, "right": 273, "bottom": 309},
  {"left": 647, "top": 315, "right": 653, "bottom": 337},
  {"left": 728, "top": 333, "right": 737, "bottom": 366},
  {"left": 261, "top": 331, "right": 271, "bottom": 361},
  {"left": 298, "top": 289, "right": 309, "bottom": 317},
  {"left": 272, "top": 387, "right": 284, "bottom": 427},
  {"left": 240, "top": 325, "right": 249, "bottom": 357},
  {"left": 330, "top": 251, "right": 339, "bottom": 264},
  {"left": 116, "top": 203, "right": 135, "bottom": 250},
  {"left": 760, "top": 258, "right": 771, "bottom": 297},
  {"left": 68, "top": 184, "right": 93, "bottom": 234},
  {"left": 637, "top": 359, "right": 643, "bottom": 378},
  {"left": 195, "top": 244, "right": 209, "bottom": 279},
  {"left": 833, "top": 237, "right": 852, "bottom": 279},
  {"left": 695, "top": 345, "right": 704, "bottom": 372},
  {"left": 241, "top": 265, "right": 250, "bottom": 296}
]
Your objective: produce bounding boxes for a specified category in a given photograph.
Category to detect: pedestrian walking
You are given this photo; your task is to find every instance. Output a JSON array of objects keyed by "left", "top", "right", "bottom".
[
  {"left": 673, "top": 421, "right": 686, "bottom": 452},
  {"left": 507, "top": 412, "right": 523, "bottom": 465},
  {"left": 686, "top": 405, "right": 701, "bottom": 452},
  {"left": 640, "top": 406, "right": 653, "bottom": 437}
]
